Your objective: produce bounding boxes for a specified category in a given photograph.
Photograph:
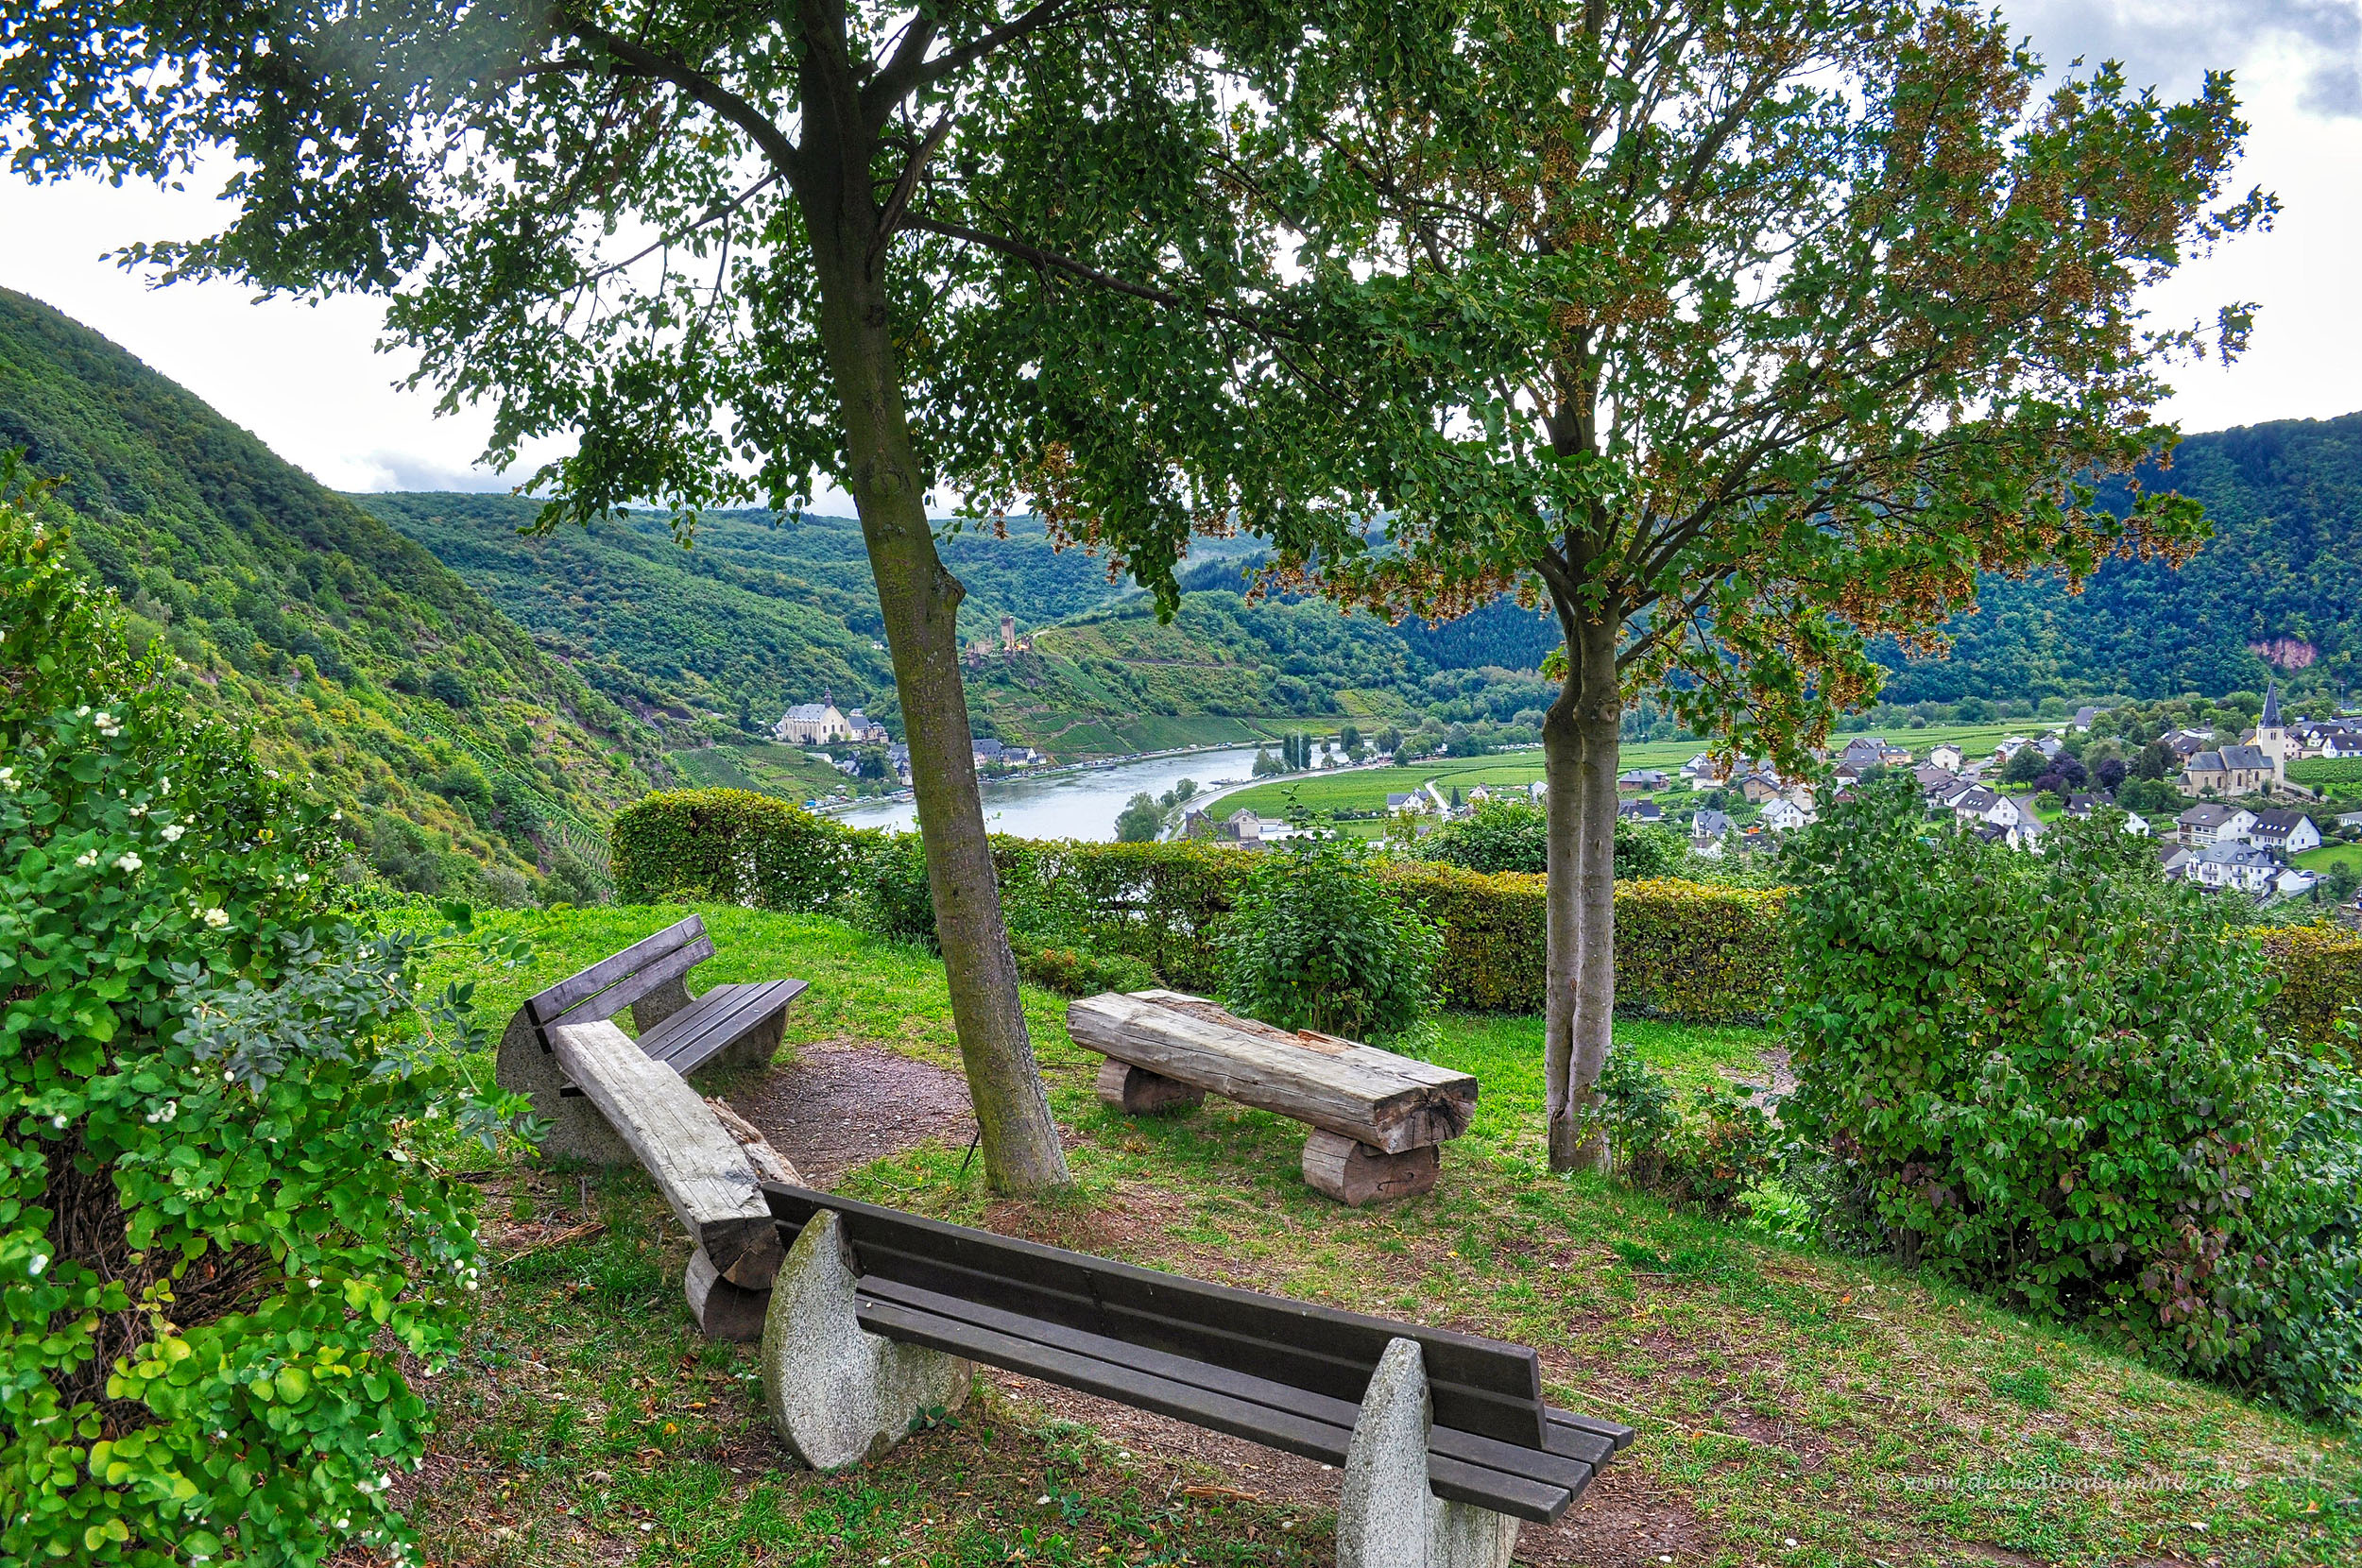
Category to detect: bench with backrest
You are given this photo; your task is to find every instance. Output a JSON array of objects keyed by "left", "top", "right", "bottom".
[
  {"left": 757, "top": 1184, "right": 1631, "bottom": 1567},
  {"left": 495, "top": 913, "right": 806, "bottom": 1163}
]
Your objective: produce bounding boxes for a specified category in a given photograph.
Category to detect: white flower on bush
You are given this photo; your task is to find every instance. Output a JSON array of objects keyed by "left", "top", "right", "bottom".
[
  {"left": 115, "top": 852, "right": 144, "bottom": 873},
  {"left": 93, "top": 711, "right": 121, "bottom": 737},
  {"left": 26, "top": 1254, "right": 46, "bottom": 1276},
  {"left": 0, "top": 766, "right": 15, "bottom": 791},
  {"left": 75, "top": 850, "right": 98, "bottom": 867},
  {"left": 162, "top": 824, "right": 185, "bottom": 843},
  {"left": 200, "top": 907, "right": 231, "bottom": 929},
  {"left": 145, "top": 1100, "right": 180, "bottom": 1124}
]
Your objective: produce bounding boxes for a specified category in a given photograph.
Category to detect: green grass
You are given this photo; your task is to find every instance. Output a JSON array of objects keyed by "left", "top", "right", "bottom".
[
  {"left": 1217, "top": 721, "right": 2040, "bottom": 820},
  {"left": 2297, "top": 842, "right": 2362, "bottom": 877},
  {"left": 409, "top": 904, "right": 2362, "bottom": 1568}
]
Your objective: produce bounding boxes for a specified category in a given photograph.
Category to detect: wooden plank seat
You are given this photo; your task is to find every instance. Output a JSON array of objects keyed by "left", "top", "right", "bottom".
[
  {"left": 495, "top": 913, "right": 806, "bottom": 1163},
  {"left": 759, "top": 1183, "right": 1632, "bottom": 1552},
  {"left": 1068, "top": 989, "right": 1481, "bottom": 1204}
]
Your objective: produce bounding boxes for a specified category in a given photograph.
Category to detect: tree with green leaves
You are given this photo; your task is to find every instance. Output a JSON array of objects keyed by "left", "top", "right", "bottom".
[
  {"left": 1210, "top": 0, "right": 2268, "bottom": 1167},
  {"left": 1, "top": 1, "right": 1291, "bottom": 1190},
  {"left": 1113, "top": 790, "right": 1165, "bottom": 843}
]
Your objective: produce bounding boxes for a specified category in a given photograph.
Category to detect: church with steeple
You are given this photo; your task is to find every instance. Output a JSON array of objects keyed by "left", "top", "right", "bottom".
[{"left": 2254, "top": 678, "right": 2289, "bottom": 792}]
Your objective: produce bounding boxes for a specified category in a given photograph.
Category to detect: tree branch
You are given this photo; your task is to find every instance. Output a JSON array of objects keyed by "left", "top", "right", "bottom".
[
  {"left": 559, "top": 11, "right": 802, "bottom": 182},
  {"left": 872, "top": 111, "right": 955, "bottom": 261},
  {"left": 903, "top": 214, "right": 1298, "bottom": 339},
  {"left": 864, "top": 0, "right": 1083, "bottom": 127}
]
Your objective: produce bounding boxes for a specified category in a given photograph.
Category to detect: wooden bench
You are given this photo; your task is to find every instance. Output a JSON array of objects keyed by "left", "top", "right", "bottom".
[
  {"left": 1068, "top": 990, "right": 1479, "bottom": 1204},
  {"left": 493, "top": 915, "right": 808, "bottom": 1339},
  {"left": 757, "top": 1185, "right": 1631, "bottom": 1567},
  {"left": 495, "top": 913, "right": 805, "bottom": 1162}
]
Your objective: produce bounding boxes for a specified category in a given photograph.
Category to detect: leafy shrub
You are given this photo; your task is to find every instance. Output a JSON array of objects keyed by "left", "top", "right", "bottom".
[
  {"left": 1781, "top": 774, "right": 2355, "bottom": 1412},
  {"left": 1011, "top": 944, "right": 1157, "bottom": 997},
  {"left": 609, "top": 787, "right": 875, "bottom": 911},
  {"left": 1419, "top": 797, "right": 1688, "bottom": 879},
  {"left": 1218, "top": 834, "right": 1443, "bottom": 1039},
  {"left": 1654, "top": 1082, "right": 1780, "bottom": 1216},
  {"left": 607, "top": 790, "right": 2358, "bottom": 1028},
  {"left": 1, "top": 487, "right": 533, "bottom": 1564},
  {"left": 1584, "top": 1044, "right": 1677, "bottom": 1178}
]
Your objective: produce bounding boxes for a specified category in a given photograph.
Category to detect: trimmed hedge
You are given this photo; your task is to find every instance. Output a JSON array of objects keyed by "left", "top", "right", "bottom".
[
  {"left": 607, "top": 790, "right": 2359, "bottom": 1037},
  {"left": 611, "top": 788, "right": 878, "bottom": 910},
  {"left": 2261, "top": 924, "right": 2362, "bottom": 1053},
  {"left": 610, "top": 791, "right": 1784, "bottom": 1022}
]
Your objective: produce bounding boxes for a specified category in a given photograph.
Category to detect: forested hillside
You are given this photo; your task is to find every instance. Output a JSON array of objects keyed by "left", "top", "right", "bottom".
[
  {"left": 368, "top": 491, "right": 1555, "bottom": 759},
  {"left": 356, "top": 492, "right": 1176, "bottom": 734},
  {"left": 1876, "top": 412, "right": 2362, "bottom": 705},
  {"left": 0, "top": 288, "right": 653, "bottom": 896}
]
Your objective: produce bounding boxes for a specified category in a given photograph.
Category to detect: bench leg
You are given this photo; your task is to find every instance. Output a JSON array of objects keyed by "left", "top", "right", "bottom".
[
  {"left": 686, "top": 1247, "right": 769, "bottom": 1343},
  {"left": 628, "top": 975, "right": 695, "bottom": 1035},
  {"left": 493, "top": 1010, "right": 632, "bottom": 1165},
  {"left": 1339, "top": 1338, "right": 1520, "bottom": 1568},
  {"left": 1095, "top": 1059, "right": 1206, "bottom": 1116},
  {"left": 761, "top": 1211, "right": 973, "bottom": 1471},
  {"left": 714, "top": 1005, "right": 787, "bottom": 1071},
  {"left": 1303, "top": 1131, "right": 1439, "bottom": 1206}
]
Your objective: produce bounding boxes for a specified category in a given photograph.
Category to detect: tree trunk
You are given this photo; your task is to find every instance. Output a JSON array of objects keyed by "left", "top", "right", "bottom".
[
  {"left": 792, "top": 38, "right": 1070, "bottom": 1194},
  {"left": 1543, "top": 597, "right": 1620, "bottom": 1172},
  {"left": 1567, "top": 609, "right": 1621, "bottom": 1166},
  {"left": 1541, "top": 641, "right": 1584, "bottom": 1167}
]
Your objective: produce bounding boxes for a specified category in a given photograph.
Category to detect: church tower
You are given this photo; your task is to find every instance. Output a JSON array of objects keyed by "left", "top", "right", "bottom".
[{"left": 2257, "top": 677, "right": 2287, "bottom": 792}]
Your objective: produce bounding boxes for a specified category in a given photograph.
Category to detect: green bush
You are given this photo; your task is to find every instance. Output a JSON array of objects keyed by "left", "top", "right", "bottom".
[
  {"left": 609, "top": 788, "right": 876, "bottom": 911},
  {"left": 608, "top": 792, "right": 1796, "bottom": 1022},
  {"left": 1781, "top": 775, "right": 2357, "bottom": 1417},
  {"left": 1418, "top": 797, "right": 1688, "bottom": 880},
  {"left": 1218, "top": 834, "right": 1443, "bottom": 1040},
  {"left": 1, "top": 486, "right": 532, "bottom": 1564}
]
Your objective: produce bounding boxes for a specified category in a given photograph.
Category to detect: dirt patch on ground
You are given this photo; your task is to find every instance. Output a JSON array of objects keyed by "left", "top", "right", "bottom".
[
  {"left": 723, "top": 1040, "right": 976, "bottom": 1184},
  {"left": 989, "top": 1374, "right": 1719, "bottom": 1566}
]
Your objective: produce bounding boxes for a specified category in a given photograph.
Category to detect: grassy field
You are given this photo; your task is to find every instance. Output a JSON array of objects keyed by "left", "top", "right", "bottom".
[
  {"left": 2297, "top": 841, "right": 2362, "bottom": 877},
  {"left": 397, "top": 903, "right": 2361, "bottom": 1568},
  {"left": 1217, "top": 721, "right": 2039, "bottom": 819}
]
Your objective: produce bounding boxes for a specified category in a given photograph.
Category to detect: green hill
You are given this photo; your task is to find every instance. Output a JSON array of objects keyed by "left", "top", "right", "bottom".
[
  {"left": 1875, "top": 412, "right": 2362, "bottom": 705},
  {"left": 360, "top": 491, "right": 1558, "bottom": 767},
  {"left": 0, "top": 288, "right": 656, "bottom": 898}
]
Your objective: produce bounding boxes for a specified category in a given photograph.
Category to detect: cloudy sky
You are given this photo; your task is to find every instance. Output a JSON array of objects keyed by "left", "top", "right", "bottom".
[{"left": 2, "top": 0, "right": 2355, "bottom": 499}]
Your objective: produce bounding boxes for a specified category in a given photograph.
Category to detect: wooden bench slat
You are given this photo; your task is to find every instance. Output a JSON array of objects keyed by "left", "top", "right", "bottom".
[
  {"left": 544, "top": 934, "right": 715, "bottom": 1035},
  {"left": 527, "top": 915, "right": 705, "bottom": 1024},
  {"left": 1549, "top": 1406, "right": 1637, "bottom": 1453},
  {"left": 642, "top": 979, "right": 806, "bottom": 1073},
  {"left": 859, "top": 1277, "right": 1595, "bottom": 1502},
  {"left": 548, "top": 1020, "right": 782, "bottom": 1288},
  {"left": 765, "top": 1185, "right": 1548, "bottom": 1450},
  {"left": 855, "top": 1294, "right": 1575, "bottom": 1524}
]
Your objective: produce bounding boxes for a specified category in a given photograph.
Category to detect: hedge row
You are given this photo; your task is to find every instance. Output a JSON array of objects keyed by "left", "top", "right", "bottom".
[
  {"left": 2260, "top": 925, "right": 2362, "bottom": 1050},
  {"left": 612, "top": 789, "right": 1784, "bottom": 1022},
  {"left": 610, "top": 788, "right": 2358, "bottom": 1039}
]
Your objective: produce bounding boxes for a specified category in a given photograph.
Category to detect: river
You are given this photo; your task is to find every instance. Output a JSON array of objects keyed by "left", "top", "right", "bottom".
[{"left": 833, "top": 745, "right": 1278, "bottom": 840}]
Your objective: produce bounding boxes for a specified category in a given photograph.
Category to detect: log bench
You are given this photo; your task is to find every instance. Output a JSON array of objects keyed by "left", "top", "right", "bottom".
[
  {"left": 493, "top": 914, "right": 807, "bottom": 1338},
  {"left": 758, "top": 1184, "right": 1632, "bottom": 1568},
  {"left": 1068, "top": 990, "right": 1479, "bottom": 1204}
]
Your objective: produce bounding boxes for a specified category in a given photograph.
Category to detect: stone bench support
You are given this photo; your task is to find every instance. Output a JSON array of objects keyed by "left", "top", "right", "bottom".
[
  {"left": 1339, "top": 1338, "right": 1521, "bottom": 1568},
  {"left": 760, "top": 1210, "right": 974, "bottom": 1471}
]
